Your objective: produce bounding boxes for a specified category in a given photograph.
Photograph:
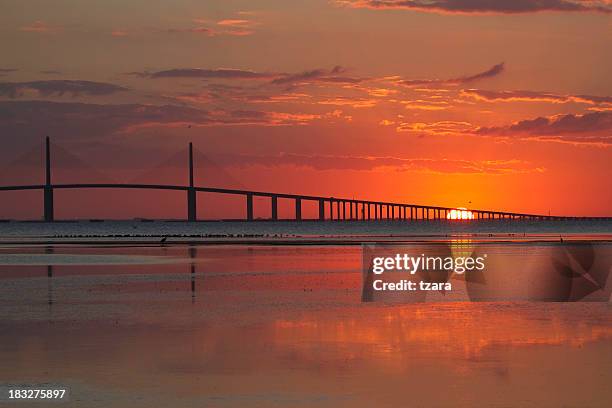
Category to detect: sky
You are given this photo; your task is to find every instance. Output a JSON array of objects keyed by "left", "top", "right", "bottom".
[{"left": 0, "top": 0, "right": 611, "bottom": 219}]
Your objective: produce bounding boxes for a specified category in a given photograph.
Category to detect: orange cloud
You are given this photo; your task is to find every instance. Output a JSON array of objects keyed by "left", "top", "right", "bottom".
[
  {"left": 111, "top": 30, "right": 129, "bottom": 37},
  {"left": 462, "top": 89, "right": 612, "bottom": 106},
  {"left": 396, "top": 121, "right": 476, "bottom": 135}
]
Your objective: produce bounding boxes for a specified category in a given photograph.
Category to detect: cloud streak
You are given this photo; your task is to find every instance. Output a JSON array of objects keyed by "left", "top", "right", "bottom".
[
  {"left": 0, "top": 80, "right": 127, "bottom": 98},
  {"left": 335, "top": 0, "right": 612, "bottom": 14},
  {"left": 462, "top": 89, "right": 612, "bottom": 105},
  {"left": 221, "top": 152, "right": 544, "bottom": 174},
  {"left": 19, "top": 20, "right": 61, "bottom": 33},
  {"left": 271, "top": 66, "right": 363, "bottom": 86},
  {"left": 399, "top": 63, "right": 504, "bottom": 87},
  {"left": 131, "top": 68, "right": 277, "bottom": 80},
  {"left": 131, "top": 66, "right": 364, "bottom": 87}
]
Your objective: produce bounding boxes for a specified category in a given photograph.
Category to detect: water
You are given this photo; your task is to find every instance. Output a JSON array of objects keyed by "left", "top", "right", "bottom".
[{"left": 0, "top": 223, "right": 610, "bottom": 407}]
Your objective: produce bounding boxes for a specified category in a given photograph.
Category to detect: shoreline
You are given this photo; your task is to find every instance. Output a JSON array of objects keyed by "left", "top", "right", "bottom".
[{"left": 1, "top": 233, "right": 611, "bottom": 246}]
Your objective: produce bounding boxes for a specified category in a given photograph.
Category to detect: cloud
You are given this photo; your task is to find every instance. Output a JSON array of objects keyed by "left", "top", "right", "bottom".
[
  {"left": 19, "top": 21, "right": 60, "bottom": 33},
  {"left": 335, "top": 0, "right": 612, "bottom": 14},
  {"left": 130, "top": 68, "right": 277, "bottom": 80},
  {"left": 271, "top": 66, "right": 363, "bottom": 86},
  {"left": 462, "top": 89, "right": 612, "bottom": 105},
  {"left": 0, "top": 68, "right": 17, "bottom": 77},
  {"left": 131, "top": 66, "right": 363, "bottom": 88},
  {"left": 396, "top": 120, "right": 477, "bottom": 135},
  {"left": 316, "top": 96, "right": 378, "bottom": 108},
  {"left": 0, "top": 100, "right": 210, "bottom": 143},
  {"left": 0, "top": 80, "right": 127, "bottom": 98},
  {"left": 0, "top": 100, "right": 323, "bottom": 141},
  {"left": 122, "top": 109, "right": 323, "bottom": 132},
  {"left": 215, "top": 18, "right": 259, "bottom": 35},
  {"left": 216, "top": 19, "right": 253, "bottom": 27},
  {"left": 111, "top": 30, "right": 129, "bottom": 37},
  {"left": 162, "top": 16, "right": 259, "bottom": 37},
  {"left": 399, "top": 63, "right": 504, "bottom": 87},
  {"left": 400, "top": 99, "right": 450, "bottom": 110},
  {"left": 163, "top": 26, "right": 215, "bottom": 35},
  {"left": 219, "top": 152, "right": 544, "bottom": 174},
  {"left": 476, "top": 111, "right": 612, "bottom": 146}
]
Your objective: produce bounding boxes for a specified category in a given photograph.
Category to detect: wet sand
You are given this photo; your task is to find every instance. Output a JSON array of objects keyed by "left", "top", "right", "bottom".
[{"left": 0, "top": 244, "right": 611, "bottom": 407}]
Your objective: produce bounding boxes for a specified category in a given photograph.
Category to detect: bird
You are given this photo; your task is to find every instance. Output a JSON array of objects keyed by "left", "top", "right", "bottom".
[{"left": 160, "top": 236, "right": 167, "bottom": 244}]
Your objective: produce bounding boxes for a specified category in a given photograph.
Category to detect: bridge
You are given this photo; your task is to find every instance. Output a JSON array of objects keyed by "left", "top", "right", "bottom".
[{"left": 0, "top": 137, "right": 579, "bottom": 222}]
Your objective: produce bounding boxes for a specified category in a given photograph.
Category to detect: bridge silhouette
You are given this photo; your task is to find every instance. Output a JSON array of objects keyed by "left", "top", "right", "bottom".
[{"left": 0, "top": 137, "right": 583, "bottom": 222}]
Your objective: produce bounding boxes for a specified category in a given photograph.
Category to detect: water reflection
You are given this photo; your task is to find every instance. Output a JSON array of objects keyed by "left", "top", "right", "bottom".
[{"left": 0, "top": 244, "right": 610, "bottom": 407}]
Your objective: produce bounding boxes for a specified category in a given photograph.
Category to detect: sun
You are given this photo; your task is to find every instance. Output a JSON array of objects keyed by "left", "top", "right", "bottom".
[{"left": 447, "top": 207, "right": 474, "bottom": 220}]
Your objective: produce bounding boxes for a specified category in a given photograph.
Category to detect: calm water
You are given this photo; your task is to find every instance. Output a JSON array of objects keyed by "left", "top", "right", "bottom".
[{"left": 0, "top": 223, "right": 611, "bottom": 407}]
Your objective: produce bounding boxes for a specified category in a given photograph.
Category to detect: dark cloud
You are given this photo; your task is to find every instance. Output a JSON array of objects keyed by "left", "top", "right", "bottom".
[
  {"left": 476, "top": 111, "right": 612, "bottom": 145},
  {"left": 0, "top": 100, "right": 208, "bottom": 141},
  {"left": 271, "top": 66, "right": 362, "bottom": 86},
  {"left": 336, "top": 0, "right": 612, "bottom": 14},
  {"left": 462, "top": 89, "right": 612, "bottom": 105},
  {"left": 400, "top": 63, "right": 504, "bottom": 87},
  {"left": 130, "top": 66, "right": 362, "bottom": 87},
  {"left": 130, "top": 68, "right": 277, "bottom": 80},
  {"left": 216, "top": 152, "right": 543, "bottom": 174},
  {"left": 0, "top": 80, "right": 127, "bottom": 98},
  {"left": 0, "top": 100, "right": 321, "bottom": 146},
  {"left": 40, "top": 70, "right": 63, "bottom": 75}
]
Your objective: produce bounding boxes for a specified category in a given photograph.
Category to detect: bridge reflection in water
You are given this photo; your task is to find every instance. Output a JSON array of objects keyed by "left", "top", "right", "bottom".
[{"left": 0, "top": 138, "right": 579, "bottom": 222}]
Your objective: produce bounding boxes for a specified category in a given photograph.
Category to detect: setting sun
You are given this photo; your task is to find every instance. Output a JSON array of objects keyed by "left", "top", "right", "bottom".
[{"left": 447, "top": 208, "right": 474, "bottom": 220}]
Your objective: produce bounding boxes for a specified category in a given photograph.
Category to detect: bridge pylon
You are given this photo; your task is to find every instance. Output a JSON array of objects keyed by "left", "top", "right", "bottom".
[
  {"left": 44, "top": 136, "right": 54, "bottom": 222},
  {"left": 187, "top": 142, "right": 197, "bottom": 221}
]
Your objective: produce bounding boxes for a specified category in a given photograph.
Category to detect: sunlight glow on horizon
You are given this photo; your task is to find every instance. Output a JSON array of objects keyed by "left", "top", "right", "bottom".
[{"left": 447, "top": 208, "right": 474, "bottom": 220}]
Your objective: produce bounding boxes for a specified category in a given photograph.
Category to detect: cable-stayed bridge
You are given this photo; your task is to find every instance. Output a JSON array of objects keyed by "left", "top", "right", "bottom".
[{"left": 0, "top": 138, "right": 591, "bottom": 221}]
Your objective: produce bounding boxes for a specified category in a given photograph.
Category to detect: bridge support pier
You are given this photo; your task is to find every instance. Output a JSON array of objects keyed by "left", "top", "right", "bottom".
[
  {"left": 246, "top": 193, "right": 254, "bottom": 221},
  {"left": 295, "top": 198, "right": 302, "bottom": 221},
  {"left": 44, "top": 186, "right": 54, "bottom": 222},
  {"left": 271, "top": 196, "right": 278, "bottom": 220},
  {"left": 318, "top": 199, "right": 325, "bottom": 221},
  {"left": 187, "top": 189, "right": 197, "bottom": 221}
]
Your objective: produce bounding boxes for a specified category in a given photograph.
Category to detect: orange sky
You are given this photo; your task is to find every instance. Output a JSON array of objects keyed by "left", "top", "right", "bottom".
[{"left": 0, "top": 1, "right": 611, "bottom": 218}]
